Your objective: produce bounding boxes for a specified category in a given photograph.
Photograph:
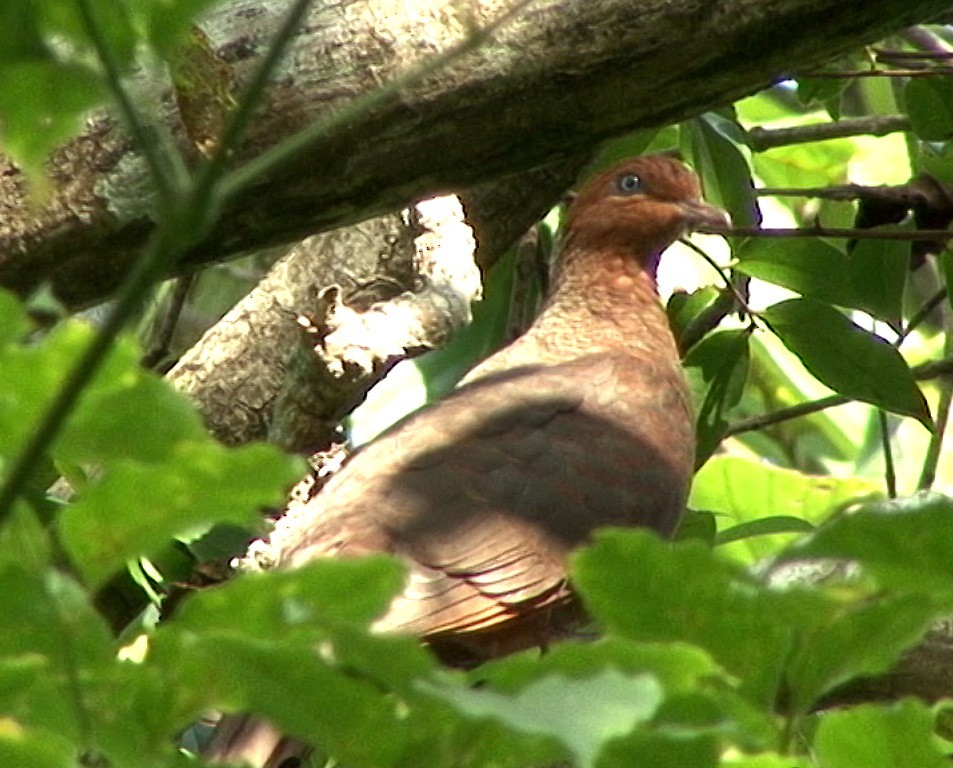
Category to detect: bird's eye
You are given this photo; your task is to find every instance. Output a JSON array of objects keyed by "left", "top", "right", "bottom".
[{"left": 615, "top": 173, "right": 642, "bottom": 195}]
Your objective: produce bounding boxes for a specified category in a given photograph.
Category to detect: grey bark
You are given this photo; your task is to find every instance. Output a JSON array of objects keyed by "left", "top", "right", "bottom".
[{"left": 0, "top": 0, "right": 948, "bottom": 307}]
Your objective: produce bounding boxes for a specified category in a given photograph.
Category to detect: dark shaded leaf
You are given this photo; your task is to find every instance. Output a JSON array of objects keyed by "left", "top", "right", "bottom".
[
  {"left": 762, "top": 298, "right": 931, "bottom": 427},
  {"left": 683, "top": 329, "right": 751, "bottom": 466},
  {"left": 905, "top": 76, "right": 953, "bottom": 141}
]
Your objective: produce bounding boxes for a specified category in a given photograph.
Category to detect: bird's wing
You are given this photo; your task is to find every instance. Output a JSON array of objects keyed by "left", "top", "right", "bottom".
[{"left": 271, "top": 350, "right": 693, "bottom": 639}]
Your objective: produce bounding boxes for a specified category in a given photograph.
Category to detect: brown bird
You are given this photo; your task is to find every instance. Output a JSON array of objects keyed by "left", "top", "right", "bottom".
[{"left": 203, "top": 154, "right": 730, "bottom": 766}]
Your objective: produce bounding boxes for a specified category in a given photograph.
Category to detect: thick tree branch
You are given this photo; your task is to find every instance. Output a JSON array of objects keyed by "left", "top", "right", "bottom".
[{"left": 0, "top": 0, "right": 948, "bottom": 307}]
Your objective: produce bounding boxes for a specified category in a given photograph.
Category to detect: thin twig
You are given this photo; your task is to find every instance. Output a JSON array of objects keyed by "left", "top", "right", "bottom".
[
  {"left": 878, "top": 410, "right": 897, "bottom": 498},
  {"left": 899, "top": 27, "right": 953, "bottom": 56},
  {"left": 798, "top": 68, "right": 953, "bottom": 78},
  {"left": 141, "top": 275, "right": 194, "bottom": 370},
  {"left": 706, "top": 226, "right": 953, "bottom": 241},
  {"left": 901, "top": 288, "right": 947, "bottom": 341},
  {"left": 919, "top": 385, "right": 952, "bottom": 491},
  {"left": 726, "top": 354, "right": 953, "bottom": 437},
  {"left": 726, "top": 395, "right": 850, "bottom": 438},
  {"left": 747, "top": 115, "right": 911, "bottom": 151},
  {"left": 918, "top": 296, "right": 953, "bottom": 491},
  {"left": 874, "top": 49, "right": 953, "bottom": 62}
]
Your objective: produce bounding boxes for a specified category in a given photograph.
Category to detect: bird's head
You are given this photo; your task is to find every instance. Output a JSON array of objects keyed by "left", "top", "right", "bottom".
[{"left": 563, "top": 154, "right": 731, "bottom": 274}]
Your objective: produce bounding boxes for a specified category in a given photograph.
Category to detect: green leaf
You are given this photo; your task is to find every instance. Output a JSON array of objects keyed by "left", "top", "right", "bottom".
[
  {"left": 572, "top": 530, "right": 826, "bottom": 706},
  {"left": 0, "top": 730, "right": 74, "bottom": 768},
  {"left": 784, "top": 595, "right": 938, "bottom": 711},
  {"left": 777, "top": 494, "right": 953, "bottom": 594},
  {"left": 814, "top": 700, "right": 947, "bottom": 768},
  {"left": 60, "top": 443, "right": 301, "bottom": 586},
  {"left": 0, "top": 289, "right": 29, "bottom": 348},
  {"left": 848, "top": 223, "right": 911, "bottom": 328},
  {"left": 666, "top": 286, "right": 723, "bottom": 350},
  {"left": 735, "top": 238, "right": 855, "bottom": 306},
  {"left": 0, "top": 61, "right": 105, "bottom": 187},
  {"left": 146, "top": 2, "right": 224, "bottom": 60},
  {"left": 173, "top": 556, "right": 408, "bottom": 635},
  {"left": 683, "top": 113, "right": 761, "bottom": 227},
  {"left": 905, "top": 76, "right": 953, "bottom": 141},
  {"left": 684, "top": 329, "right": 751, "bottom": 466},
  {"left": 597, "top": 729, "right": 719, "bottom": 768},
  {"left": 423, "top": 669, "right": 662, "bottom": 768},
  {"left": 761, "top": 298, "right": 931, "bottom": 427},
  {"left": 58, "top": 373, "right": 207, "bottom": 464},
  {"left": 689, "top": 456, "right": 881, "bottom": 563},
  {"left": 0, "top": 566, "right": 113, "bottom": 740}
]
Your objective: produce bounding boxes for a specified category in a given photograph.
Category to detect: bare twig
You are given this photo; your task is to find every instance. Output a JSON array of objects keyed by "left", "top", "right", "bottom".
[
  {"left": 918, "top": 297, "right": 953, "bottom": 491},
  {"left": 726, "top": 354, "right": 953, "bottom": 437},
  {"left": 707, "top": 226, "right": 953, "bottom": 240},
  {"left": 747, "top": 115, "right": 911, "bottom": 151},
  {"left": 799, "top": 67, "right": 953, "bottom": 77},
  {"left": 879, "top": 410, "right": 898, "bottom": 497},
  {"left": 140, "top": 275, "right": 194, "bottom": 370},
  {"left": 900, "top": 26, "right": 953, "bottom": 55}
]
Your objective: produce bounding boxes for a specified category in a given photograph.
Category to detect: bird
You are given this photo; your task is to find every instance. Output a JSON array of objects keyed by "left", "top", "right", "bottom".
[{"left": 202, "top": 154, "right": 731, "bottom": 766}]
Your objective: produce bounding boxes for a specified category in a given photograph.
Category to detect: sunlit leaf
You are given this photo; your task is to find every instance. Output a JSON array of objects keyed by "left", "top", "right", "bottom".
[
  {"left": 814, "top": 700, "right": 947, "bottom": 768},
  {"left": 777, "top": 494, "right": 953, "bottom": 594}
]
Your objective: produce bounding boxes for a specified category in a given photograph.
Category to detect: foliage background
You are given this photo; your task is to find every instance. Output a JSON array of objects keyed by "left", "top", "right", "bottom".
[{"left": 3, "top": 1, "right": 953, "bottom": 767}]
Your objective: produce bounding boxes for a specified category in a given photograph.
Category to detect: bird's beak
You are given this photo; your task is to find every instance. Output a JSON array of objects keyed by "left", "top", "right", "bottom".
[{"left": 678, "top": 200, "right": 732, "bottom": 232}]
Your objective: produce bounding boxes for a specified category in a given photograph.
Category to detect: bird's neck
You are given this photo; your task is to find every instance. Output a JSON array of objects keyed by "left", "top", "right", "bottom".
[{"left": 529, "top": 241, "right": 676, "bottom": 360}]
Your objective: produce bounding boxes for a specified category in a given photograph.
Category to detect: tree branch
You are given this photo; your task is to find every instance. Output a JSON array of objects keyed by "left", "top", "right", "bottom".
[{"left": 0, "top": 0, "right": 948, "bottom": 308}]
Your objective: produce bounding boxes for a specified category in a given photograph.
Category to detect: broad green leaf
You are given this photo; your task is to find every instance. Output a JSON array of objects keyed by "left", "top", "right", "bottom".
[
  {"left": 684, "top": 329, "right": 751, "bottom": 466},
  {"left": 725, "top": 756, "right": 810, "bottom": 768},
  {"left": 158, "top": 636, "right": 421, "bottom": 766},
  {"left": 848, "top": 222, "right": 911, "bottom": 328},
  {"left": 684, "top": 113, "right": 761, "bottom": 227},
  {"left": 762, "top": 298, "right": 931, "bottom": 427},
  {"left": 572, "top": 530, "right": 826, "bottom": 706},
  {"left": 784, "top": 595, "right": 938, "bottom": 711},
  {"left": 0, "top": 566, "right": 113, "bottom": 739},
  {"left": 666, "top": 285, "right": 723, "bottom": 350},
  {"left": 0, "top": 289, "right": 29, "bottom": 347},
  {"left": 814, "top": 700, "right": 947, "bottom": 768},
  {"left": 173, "top": 556, "right": 407, "bottom": 635},
  {"left": 777, "top": 494, "right": 953, "bottom": 594},
  {"left": 735, "top": 238, "right": 854, "bottom": 306},
  {"left": 0, "top": 730, "right": 74, "bottom": 768},
  {"left": 58, "top": 374, "right": 207, "bottom": 464},
  {"left": 147, "top": 2, "right": 225, "bottom": 60},
  {"left": 905, "top": 76, "right": 953, "bottom": 141},
  {"left": 478, "top": 638, "right": 723, "bottom": 695},
  {"left": 423, "top": 670, "right": 662, "bottom": 768},
  {"left": 0, "top": 61, "right": 105, "bottom": 187},
  {"left": 60, "top": 443, "right": 301, "bottom": 586},
  {"left": 596, "top": 729, "right": 719, "bottom": 768},
  {"left": 690, "top": 456, "right": 881, "bottom": 562},
  {"left": 0, "top": 1, "right": 47, "bottom": 59}
]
